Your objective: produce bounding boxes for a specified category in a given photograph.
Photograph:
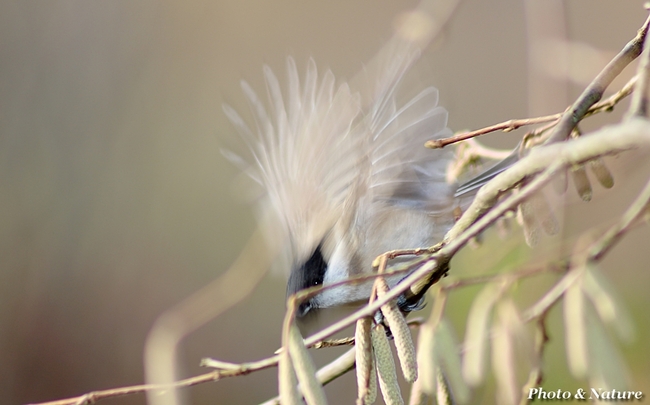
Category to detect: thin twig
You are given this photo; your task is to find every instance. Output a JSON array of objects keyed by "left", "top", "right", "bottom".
[
  {"left": 460, "top": 139, "right": 514, "bottom": 160},
  {"left": 441, "top": 261, "right": 568, "bottom": 291},
  {"left": 445, "top": 118, "right": 650, "bottom": 242},
  {"left": 303, "top": 260, "right": 441, "bottom": 348},
  {"left": 284, "top": 15, "right": 650, "bottom": 403},
  {"left": 588, "top": 177, "right": 650, "bottom": 262},
  {"left": 305, "top": 119, "right": 650, "bottom": 348},
  {"left": 261, "top": 347, "right": 359, "bottom": 405},
  {"left": 312, "top": 337, "right": 356, "bottom": 348},
  {"left": 523, "top": 267, "right": 584, "bottom": 323},
  {"left": 518, "top": 312, "right": 550, "bottom": 405},
  {"left": 29, "top": 118, "right": 650, "bottom": 405},
  {"left": 29, "top": 17, "right": 650, "bottom": 405},
  {"left": 306, "top": 150, "right": 568, "bottom": 345},
  {"left": 26, "top": 356, "right": 280, "bottom": 405},
  {"left": 427, "top": 114, "right": 563, "bottom": 149},
  {"left": 308, "top": 318, "right": 426, "bottom": 349},
  {"left": 591, "top": 75, "right": 637, "bottom": 115},
  {"left": 628, "top": 10, "right": 650, "bottom": 117},
  {"left": 523, "top": 177, "right": 650, "bottom": 322},
  {"left": 144, "top": 225, "right": 273, "bottom": 405},
  {"left": 428, "top": 74, "right": 637, "bottom": 150},
  {"left": 545, "top": 14, "right": 650, "bottom": 144}
]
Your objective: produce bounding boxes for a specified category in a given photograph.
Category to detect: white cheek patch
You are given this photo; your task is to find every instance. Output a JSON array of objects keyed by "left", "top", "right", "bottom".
[
  {"left": 322, "top": 242, "right": 350, "bottom": 285},
  {"left": 314, "top": 242, "right": 374, "bottom": 308}
]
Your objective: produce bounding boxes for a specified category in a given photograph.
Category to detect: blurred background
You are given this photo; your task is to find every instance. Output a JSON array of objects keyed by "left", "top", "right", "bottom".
[{"left": 1, "top": 0, "right": 649, "bottom": 404}]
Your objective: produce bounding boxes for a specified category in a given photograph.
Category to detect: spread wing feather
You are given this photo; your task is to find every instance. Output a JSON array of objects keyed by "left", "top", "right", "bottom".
[
  {"left": 224, "top": 58, "right": 364, "bottom": 265},
  {"left": 360, "top": 48, "right": 455, "bottom": 213},
  {"left": 224, "top": 46, "right": 455, "bottom": 269}
]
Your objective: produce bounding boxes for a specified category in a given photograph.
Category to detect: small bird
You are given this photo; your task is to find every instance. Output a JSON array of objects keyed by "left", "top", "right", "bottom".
[{"left": 223, "top": 46, "right": 464, "bottom": 317}]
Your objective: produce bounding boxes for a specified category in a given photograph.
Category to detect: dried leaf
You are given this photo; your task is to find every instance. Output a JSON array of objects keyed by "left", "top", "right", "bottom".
[
  {"left": 372, "top": 324, "right": 404, "bottom": 405},
  {"left": 589, "top": 158, "right": 614, "bottom": 189},
  {"left": 517, "top": 200, "right": 540, "bottom": 247},
  {"left": 571, "top": 165, "right": 592, "bottom": 201},
  {"left": 530, "top": 193, "right": 559, "bottom": 235},
  {"left": 552, "top": 169, "right": 568, "bottom": 194},
  {"left": 288, "top": 324, "right": 328, "bottom": 405}
]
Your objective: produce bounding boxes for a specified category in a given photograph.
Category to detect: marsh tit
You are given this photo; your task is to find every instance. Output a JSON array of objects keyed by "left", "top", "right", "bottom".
[{"left": 222, "top": 37, "right": 510, "bottom": 316}]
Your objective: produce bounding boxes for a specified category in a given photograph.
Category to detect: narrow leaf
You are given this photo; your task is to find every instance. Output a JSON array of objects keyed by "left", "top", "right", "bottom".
[
  {"left": 563, "top": 276, "right": 589, "bottom": 378},
  {"left": 416, "top": 324, "right": 437, "bottom": 395},
  {"left": 435, "top": 319, "right": 470, "bottom": 404},
  {"left": 517, "top": 200, "right": 540, "bottom": 247},
  {"left": 279, "top": 346, "right": 301, "bottom": 405},
  {"left": 288, "top": 324, "right": 328, "bottom": 405},
  {"left": 491, "top": 301, "right": 519, "bottom": 405},
  {"left": 373, "top": 324, "right": 404, "bottom": 405},
  {"left": 583, "top": 266, "right": 634, "bottom": 342},
  {"left": 463, "top": 282, "right": 503, "bottom": 385},
  {"left": 571, "top": 165, "right": 592, "bottom": 201},
  {"left": 589, "top": 158, "right": 614, "bottom": 189}
]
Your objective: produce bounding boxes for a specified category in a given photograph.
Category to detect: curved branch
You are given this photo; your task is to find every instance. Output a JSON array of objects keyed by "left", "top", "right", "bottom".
[
  {"left": 545, "top": 15, "right": 650, "bottom": 144},
  {"left": 445, "top": 118, "right": 650, "bottom": 242}
]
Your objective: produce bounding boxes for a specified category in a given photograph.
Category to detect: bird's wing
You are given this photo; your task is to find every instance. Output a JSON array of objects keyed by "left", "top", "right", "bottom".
[
  {"left": 353, "top": 41, "right": 456, "bottom": 217},
  {"left": 223, "top": 57, "right": 366, "bottom": 267},
  {"left": 224, "top": 5, "right": 458, "bottom": 268}
]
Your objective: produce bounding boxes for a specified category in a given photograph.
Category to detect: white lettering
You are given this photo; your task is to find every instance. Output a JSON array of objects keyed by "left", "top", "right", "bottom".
[
  {"left": 590, "top": 388, "right": 644, "bottom": 401},
  {"left": 591, "top": 388, "right": 600, "bottom": 399}
]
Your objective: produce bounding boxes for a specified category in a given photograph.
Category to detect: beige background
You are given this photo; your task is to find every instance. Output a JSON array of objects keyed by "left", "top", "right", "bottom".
[{"left": 1, "top": 1, "right": 649, "bottom": 404}]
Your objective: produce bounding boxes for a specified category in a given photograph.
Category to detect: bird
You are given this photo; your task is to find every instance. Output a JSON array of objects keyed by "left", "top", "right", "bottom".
[{"left": 221, "top": 41, "right": 472, "bottom": 318}]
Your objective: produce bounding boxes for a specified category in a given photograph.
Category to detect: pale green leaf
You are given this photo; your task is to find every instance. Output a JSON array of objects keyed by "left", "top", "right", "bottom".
[
  {"left": 564, "top": 276, "right": 588, "bottom": 378},
  {"left": 462, "top": 282, "right": 504, "bottom": 385}
]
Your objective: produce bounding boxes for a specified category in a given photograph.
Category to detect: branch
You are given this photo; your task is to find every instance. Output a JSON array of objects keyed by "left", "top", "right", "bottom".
[
  {"left": 260, "top": 348, "right": 358, "bottom": 405},
  {"left": 143, "top": 225, "right": 273, "bottom": 405},
  {"left": 523, "top": 176, "right": 650, "bottom": 323},
  {"left": 427, "top": 62, "right": 637, "bottom": 150},
  {"left": 445, "top": 118, "right": 650, "bottom": 242},
  {"left": 26, "top": 356, "right": 280, "bottom": 405},
  {"left": 301, "top": 120, "right": 650, "bottom": 351},
  {"left": 441, "top": 261, "right": 568, "bottom": 291},
  {"left": 628, "top": 8, "right": 650, "bottom": 117},
  {"left": 588, "top": 177, "right": 650, "bottom": 262},
  {"left": 28, "top": 12, "right": 650, "bottom": 405},
  {"left": 545, "top": 14, "right": 650, "bottom": 144},
  {"left": 518, "top": 314, "right": 550, "bottom": 405},
  {"left": 427, "top": 114, "right": 563, "bottom": 149}
]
